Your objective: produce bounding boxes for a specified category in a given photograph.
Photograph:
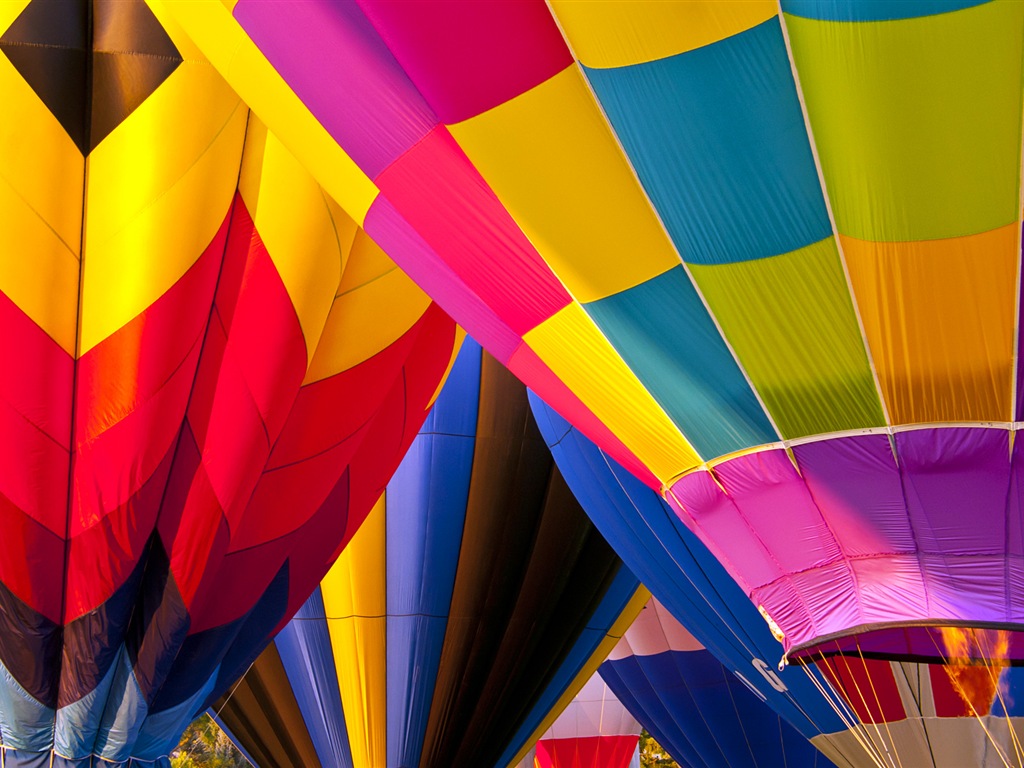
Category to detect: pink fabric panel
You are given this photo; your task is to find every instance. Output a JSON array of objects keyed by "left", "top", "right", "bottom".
[
  {"left": 920, "top": 554, "right": 1007, "bottom": 620},
  {"left": 666, "top": 469, "right": 782, "bottom": 592},
  {"left": 712, "top": 450, "right": 845, "bottom": 572},
  {"left": 375, "top": 126, "right": 572, "bottom": 336},
  {"left": 849, "top": 555, "right": 929, "bottom": 624},
  {"left": 356, "top": 0, "right": 573, "bottom": 124},
  {"left": 364, "top": 197, "right": 523, "bottom": 363},
  {"left": 794, "top": 435, "right": 914, "bottom": 557},
  {"left": 507, "top": 342, "right": 659, "bottom": 489}
]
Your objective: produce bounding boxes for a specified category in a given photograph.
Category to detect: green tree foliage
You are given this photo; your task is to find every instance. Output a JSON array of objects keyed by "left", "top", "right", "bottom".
[
  {"left": 640, "top": 729, "right": 680, "bottom": 768},
  {"left": 171, "top": 714, "right": 250, "bottom": 768}
]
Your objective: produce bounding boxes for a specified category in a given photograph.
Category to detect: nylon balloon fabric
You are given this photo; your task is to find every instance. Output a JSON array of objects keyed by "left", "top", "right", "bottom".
[
  {"left": 212, "top": 339, "right": 645, "bottom": 768},
  {"left": 159, "top": 0, "right": 1024, "bottom": 667},
  {"left": 0, "top": 1, "right": 459, "bottom": 764}
]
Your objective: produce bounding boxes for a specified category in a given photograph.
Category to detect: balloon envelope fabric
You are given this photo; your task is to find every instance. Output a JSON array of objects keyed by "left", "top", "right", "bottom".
[
  {"left": 0, "top": 1, "right": 459, "bottom": 764},
  {"left": 213, "top": 339, "right": 646, "bottom": 768},
  {"left": 601, "top": 598, "right": 832, "bottom": 768},
  {"left": 162, "top": 0, "right": 1024, "bottom": 663}
]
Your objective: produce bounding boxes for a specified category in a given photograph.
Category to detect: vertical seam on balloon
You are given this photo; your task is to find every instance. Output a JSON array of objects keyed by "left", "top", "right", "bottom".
[
  {"left": 542, "top": 2, "right": 785, "bottom": 451},
  {"left": 774, "top": 3, "right": 892, "bottom": 431}
]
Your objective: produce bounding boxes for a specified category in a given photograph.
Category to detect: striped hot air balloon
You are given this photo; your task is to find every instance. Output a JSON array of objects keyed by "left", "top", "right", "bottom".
[{"left": 0, "top": 2, "right": 458, "bottom": 764}]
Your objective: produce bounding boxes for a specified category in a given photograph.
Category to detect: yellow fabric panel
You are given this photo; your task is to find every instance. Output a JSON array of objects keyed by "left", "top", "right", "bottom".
[
  {"left": 304, "top": 229, "right": 431, "bottom": 385},
  {"left": 523, "top": 302, "right": 699, "bottom": 484},
  {"left": 162, "top": 0, "right": 379, "bottom": 224},
  {"left": 688, "top": 238, "right": 885, "bottom": 438},
  {"left": 321, "top": 495, "right": 387, "bottom": 768},
  {"left": 80, "top": 65, "right": 247, "bottom": 354},
  {"left": 0, "top": 52, "right": 82, "bottom": 353},
  {"left": 449, "top": 65, "right": 678, "bottom": 303},
  {"left": 551, "top": 0, "right": 776, "bottom": 68},
  {"left": 239, "top": 118, "right": 350, "bottom": 366},
  {"left": 0, "top": 2, "right": 29, "bottom": 31},
  {"left": 842, "top": 224, "right": 1018, "bottom": 425},
  {"left": 503, "top": 586, "right": 650, "bottom": 768}
]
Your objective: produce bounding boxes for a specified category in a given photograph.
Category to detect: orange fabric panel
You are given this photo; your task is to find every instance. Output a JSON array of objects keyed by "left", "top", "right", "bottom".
[{"left": 842, "top": 224, "right": 1018, "bottom": 425}]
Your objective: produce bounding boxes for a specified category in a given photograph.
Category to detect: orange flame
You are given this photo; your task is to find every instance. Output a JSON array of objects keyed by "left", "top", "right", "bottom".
[{"left": 939, "top": 627, "right": 1011, "bottom": 716}]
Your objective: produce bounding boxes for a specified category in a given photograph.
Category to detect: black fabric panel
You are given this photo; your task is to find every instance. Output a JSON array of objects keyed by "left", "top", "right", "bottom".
[
  {"left": 0, "top": 0, "right": 88, "bottom": 153},
  {"left": 211, "top": 643, "right": 322, "bottom": 768},
  {"left": 0, "top": 574, "right": 61, "bottom": 709},
  {"left": 56, "top": 537, "right": 150, "bottom": 708},
  {"left": 89, "top": 0, "right": 181, "bottom": 152}
]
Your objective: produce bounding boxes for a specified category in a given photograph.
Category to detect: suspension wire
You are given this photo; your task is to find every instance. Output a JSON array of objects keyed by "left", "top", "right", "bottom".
[{"left": 854, "top": 639, "right": 905, "bottom": 768}]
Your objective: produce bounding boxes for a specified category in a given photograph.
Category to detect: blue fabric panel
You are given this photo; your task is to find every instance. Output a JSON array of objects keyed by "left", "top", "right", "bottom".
[
  {"left": 584, "top": 267, "right": 776, "bottom": 459},
  {"left": 992, "top": 667, "right": 1024, "bottom": 717},
  {"left": 274, "top": 588, "right": 353, "bottom": 768},
  {"left": 782, "top": 0, "right": 988, "bottom": 21},
  {"left": 131, "top": 668, "right": 219, "bottom": 762},
  {"left": 385, "top": 339, "right": 480, "bottom": 767},
  {"left": 603, "top": 650, "right": 829, "bottom": 768},
  {"left": 492, "top": 564, "right": 642, "bottom": 768},
  {"left": 3, "top": 750, "right": 50, "bottom": 768},
  {"left": 0, "top": 658, "right": 54, "bottom": 752},
  {"left": 584, "top": 19, "right": 831, "bottom": 265},
  {"left": 529, "top": 393, "right": 846, "bottom": 739}
]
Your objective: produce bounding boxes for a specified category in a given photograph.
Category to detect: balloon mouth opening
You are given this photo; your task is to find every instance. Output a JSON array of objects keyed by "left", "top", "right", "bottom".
[{"left": 788, "top": 622, "right": 1024, "bottom": 665}]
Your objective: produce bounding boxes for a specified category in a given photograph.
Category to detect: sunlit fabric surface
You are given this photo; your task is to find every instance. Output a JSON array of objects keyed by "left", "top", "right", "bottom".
[
  {"left": 213, "top": 340, "right": 645, "bottom": 768},
  {"left": 0, "top": 1, "right": 459, "bottom": 764}
]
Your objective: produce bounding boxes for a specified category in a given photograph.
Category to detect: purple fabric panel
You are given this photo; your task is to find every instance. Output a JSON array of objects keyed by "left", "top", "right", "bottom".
[
  {"left": 1010, "top": 557, "right": 1024, "bottom": 623},
  {"left": 666, "top": 470, "right": 782, "bottom": 592},
  {"left": 355, "top": 0, "right": 573, "bottom": 124},
  {"left": 1009, "top": 436, "right": 1024, "bottom": 559},
  {"left": 796, "top": 625, "right": 1024, "bottom": 663},
  {"left": 712, "top": 450, "right": 845, "bottom": 572},
  {"left": 1017, "top": 223, "right": 1024, "bottom": 420},
  {"left": 850, "top": 555, "right": 929, "bottom": 624},
  {"left": 233, "top": 0, "right": 436, "bottom": 179},
  {"left": 794, "top": 435, "right": 914, "bottom": 556},
  {"left": 897, "top": 428, "right": 1011, "bottom": 555},
  {"left": 920, "top": 555, "right": 1006, "bottom": 622},
  {"left": 363, "top": 197, "right": 522, "bottom": 363}
]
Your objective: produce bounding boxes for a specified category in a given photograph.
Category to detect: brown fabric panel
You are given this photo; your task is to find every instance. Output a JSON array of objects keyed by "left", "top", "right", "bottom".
[
  {"left": 213, "top": 643, "right": 322, "bottom": 768},
  {"left": 419, "top": 353, "right": 624, "bottom": 768}
]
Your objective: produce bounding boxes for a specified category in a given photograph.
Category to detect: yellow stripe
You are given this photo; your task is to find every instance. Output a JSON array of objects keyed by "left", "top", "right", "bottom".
[
  {"left": 0, "top": 52, "right": 82, "bottom": 353},
  {"left": 551, "top": 0, "right": 776, "bottom": 68},
  {"left": 503, "top": 586, "right": 650, "bottom": 768},
  {"left": 81, "top": 64, "right": 247, "bottom": 354},
  {"left": 523, "top": 302, "right": 700, "bottom": 484},
  {"left": 304, "top": 230, "right": 432, "bottom": 384},
  {"left": 239, "top": 118, "right": 352, "bottom": 366},
  {"left": 321, "top": 495, "right": 387, "bottom": 768},
  {"left": 162, "top": 0, "right": 379, "bottom": 224},
  {"left": 426, "top": 327, "right": 467, "bottom": 409},
  {"left": 449, "top": 65, "right": 678, "bottom": 303},
  {"left": 0, "top": 1, "right": 29, "bottom": 33}
]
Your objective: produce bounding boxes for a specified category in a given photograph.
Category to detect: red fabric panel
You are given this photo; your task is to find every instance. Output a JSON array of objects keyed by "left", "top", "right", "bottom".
[
  {"left": 356, "top": 0, "right": 573, "bottom": 124},
  {"left": 818, "top": 656, "right": 906, "bottom": 724},
  {"left": 0, "top": 489, "right": 65, "bottom": 622},
  {"left": 0, "top": 289, "right": 72, "bottom": 536},
  {"left": 536, "top": 736, "right": 639, "bottom": 768},
  {"left": 508, "top": 342, "right": 660, "bottom": 489},
  {"left": 375, "top": 126, "right": 571, "bottom": 337}
]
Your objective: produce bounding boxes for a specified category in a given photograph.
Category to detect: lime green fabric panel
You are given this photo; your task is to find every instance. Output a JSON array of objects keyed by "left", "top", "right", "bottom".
[
  {"left": 688, "top": 237, "right": 885, "bottom": 438},
  {"left": 784, "top": 1, "right": 1024, "bottom": 241}
]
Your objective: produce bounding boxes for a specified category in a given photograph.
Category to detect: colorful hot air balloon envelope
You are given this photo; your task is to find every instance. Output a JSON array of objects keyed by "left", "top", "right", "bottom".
[
  {"left": 518, "top": 672, "right": 640, "bottom": 768},
  {"left": 0, "top": 2, "right": 458, "bottom": 764},
  {"left": 161, "top": 0, "right": 1024, "bottom": 670},
  {"left": 212, "top": 339, "right": 646, "bottom": 768},
  {"left": 601, "top": 598, "right": 832, "bottom": 768}
]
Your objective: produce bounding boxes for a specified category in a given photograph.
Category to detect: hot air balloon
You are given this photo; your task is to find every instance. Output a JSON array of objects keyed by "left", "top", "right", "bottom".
[
  {"left": 517, "top": 672, "right": 640, "bottom": 768},
  {"left": 162, "top": 0, "right": 1024, "bottom": 705},
  {"left": 601, "top": 597, "right": 832, "bottom": 768},
  {"left": 209, "top": 339, "right": 646, "bottom": 768},
  {"left": 0, "top": 1, "right": 459, "bottom": 764}
]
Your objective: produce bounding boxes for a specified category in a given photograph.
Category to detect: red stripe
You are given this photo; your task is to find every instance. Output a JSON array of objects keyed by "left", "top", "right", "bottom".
[
  {"left": 817, "top": 656, "right": 906, "bottom": 724},
  {"left": 536, "top": 736, "right": 639, "bottom": 768}
]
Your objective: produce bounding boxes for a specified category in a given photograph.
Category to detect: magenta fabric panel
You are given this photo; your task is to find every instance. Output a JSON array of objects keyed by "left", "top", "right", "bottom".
[
  {"left": 355, "top": 0, "right": 573, "bottom": 124},
  {"left": 375, "top": 126, "right": 572, "bottom": 336},
  {"left": 668, "top": 427, "right": 1024, "bottom": 657},
  {"left": 799, "top": 626, "right": 1024, "bottom": 663},
  {"left": 668, "top": 470, "right": 784, "bottom": 593},
  {"left": 897, "top": 428, "right": 1010, "bottom": 556},
  {"left": 233, "top": 0, "right": 436, "bottom": 178},
  {"left": 794, "top": 435, "right": 914, "bottom": 557},
  {"left": 712, "top": 451, "right": 846, "bottom": 573},
  {"left": 364, "top": 197, "right": 523, "bottom": 363}
]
